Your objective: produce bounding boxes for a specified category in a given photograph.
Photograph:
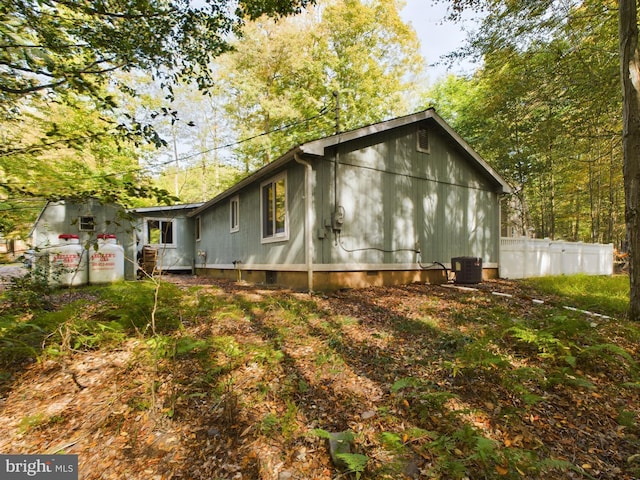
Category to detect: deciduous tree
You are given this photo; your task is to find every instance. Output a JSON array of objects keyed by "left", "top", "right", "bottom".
[
  {"left": 437, "top": 0, "right": 638, "bottom": 318},
  {"left": 217, "top": 0, "right": 425, "bottom": 171},
  {"left": 0, "top": 0, "right": 314, "bottom": 235}
]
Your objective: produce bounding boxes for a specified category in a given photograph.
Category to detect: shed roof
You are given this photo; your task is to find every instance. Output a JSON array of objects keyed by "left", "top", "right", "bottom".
[
  {"left": 189, "top": 109, "right": 511, "bottom": 217},
  {"left": 130, "top": 203, "right": 204, "bottom": 215}
]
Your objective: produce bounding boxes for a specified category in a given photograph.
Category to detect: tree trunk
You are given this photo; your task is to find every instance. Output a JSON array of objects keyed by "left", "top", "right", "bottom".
[
  {"left": 619, "top": 0, "right": 640, "bottom": 320},
  {"left": 608, "top": 136, "right": 616, "bottom": 244}
]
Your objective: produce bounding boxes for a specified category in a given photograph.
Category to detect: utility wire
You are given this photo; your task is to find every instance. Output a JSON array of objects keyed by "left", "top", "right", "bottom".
[{"left": 0, "top": 108, "right": 330, "bottom": 188}]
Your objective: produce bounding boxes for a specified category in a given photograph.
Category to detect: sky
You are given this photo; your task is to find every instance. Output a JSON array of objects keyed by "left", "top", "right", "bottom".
[{"left": 399, "top": 0, "right": 481, "bottom": 82}]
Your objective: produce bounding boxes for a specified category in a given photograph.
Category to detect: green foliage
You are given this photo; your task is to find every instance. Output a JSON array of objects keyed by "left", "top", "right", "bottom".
[
  {"left": 449, "top": 339, "right": 511, "bottom": 378},
  {"left": 213, "top": 336, "right": 243, "bottom": 359},
  {"left": 17, "top": 413, "right": 47, "bottom": 434},
  {"left": 577, "top": 343, "right": 637, "bottom": 375},
  {"left": 379, "top": 431, "right": 404, "bottom": 452},
  {"left": 504, "top": 324, "right": 572, "bottom": 364},
  {"left": 98, "top": 281, "right": 183, "bottom": 334},
  {"left": 2, "top": 275, "right": 638, "bottom": 478},
  {"left": 335, "top": 453, "right": 368, "bottom": 479},
  {"left": 259, "top": 413, "right": 280, "bottom": 436},
  {"left": 426, "top": 1, "right": 623, "bottom": 244},
  {"left": 1, "top": 0, "right": 313, "bottom": 107},
  {"left": 311, "top": 428, "right": 333, "bottom": 440},
  {"left": 146, "top": 335, "right": 176, "bottom": 359},
  {"left": 252, "top": 345, "right": 285, "bottom": 366},
  {"left": 0, "top": 0, "right": 314, "bottom": 235},
  {"left": 313, "top": 429, "right": 368, "bottom": 477},
  {"left": 217, "top": 0, "right": 425, "bottom": 171},
  {"left": 175, "top": 336, "right": 210, "bottom": 358},
  {"left": 390, "top": 376, "right": 421, "bottom": 393},
  {"left": 0, "top": 280, "right": 187, "bottom": 369},
  {"left": 504, "top": 366, "right": 546, "bottom": 405},
  {"left": 3, "top": 268, "right": 53, "bottom": 311},
  {"left": 523, "top": 275, "right": 629, "bottom": 318},
  {"left": 617, "top": 408, "right": 637, "bottom": 428}
]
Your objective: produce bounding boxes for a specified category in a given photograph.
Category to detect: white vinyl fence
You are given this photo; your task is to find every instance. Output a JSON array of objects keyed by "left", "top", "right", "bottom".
[{"left": 500, "top": 237, "right": 614, "bottom": 279}]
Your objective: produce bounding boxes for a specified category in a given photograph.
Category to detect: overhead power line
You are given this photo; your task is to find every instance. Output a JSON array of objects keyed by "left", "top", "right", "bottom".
[
  {"left": 0, "top": 108, "right": 330, "bottom": 188},
  {"left": 170, "top": 108, "right": 329, "bottom": 163}
]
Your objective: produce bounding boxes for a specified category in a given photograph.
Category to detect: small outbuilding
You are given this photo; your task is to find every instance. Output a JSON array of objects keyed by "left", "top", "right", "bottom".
[
  {"left": 189, "top": 108, "right": 511, "bottom": 291},
  {"left": 29, "top": 198, "right": 137, "bottom": 281}
]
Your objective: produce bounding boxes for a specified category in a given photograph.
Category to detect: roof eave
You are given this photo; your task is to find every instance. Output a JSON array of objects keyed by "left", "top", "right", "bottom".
[
  {"left": 130, "top": 202, "right": 204, "bottom": 214},
  {"left": 188, "top": 148, "right": 301, "bottom": 217},
  {"left": 189, "top": 108, "right": 512, "bottom": 218},
  {"left": 301, "top": 108, "right": 511, "bottom": 195}
]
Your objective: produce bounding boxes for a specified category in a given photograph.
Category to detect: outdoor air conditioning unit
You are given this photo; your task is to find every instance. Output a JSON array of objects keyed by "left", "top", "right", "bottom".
[{"left": 451, "top": 257, "right": 483, "bottom": 284}]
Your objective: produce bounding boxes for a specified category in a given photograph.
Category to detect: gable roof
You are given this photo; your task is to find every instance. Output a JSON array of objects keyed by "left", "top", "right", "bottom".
[{"left": 189, "top": 108, "right": 511, "bottom": 217}]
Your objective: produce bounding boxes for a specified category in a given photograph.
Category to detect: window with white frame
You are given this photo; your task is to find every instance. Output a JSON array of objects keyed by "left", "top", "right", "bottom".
[
  {"left": 146, "top": 218, "right": 175, "bottom": 246},
  {"left": 195, "top": 216, "right": 201, "bottom": 241},
  {"left": 261, "top": 173, "right": 288, "bottom": 242},
  {"left": 230, "top": 196, "right": 239, "bottom": 233}
]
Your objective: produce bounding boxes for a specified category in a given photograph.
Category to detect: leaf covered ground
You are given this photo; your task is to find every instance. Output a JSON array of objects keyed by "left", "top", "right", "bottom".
[{"left": 0, "top": 276, "right": 639, "bottom": 479}]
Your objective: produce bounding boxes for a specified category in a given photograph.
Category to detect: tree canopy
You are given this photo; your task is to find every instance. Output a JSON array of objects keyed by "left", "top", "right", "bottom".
[
  {"left": 216, "top": 0, "right": 425, "bottom": 171},
  {"left": 0, "top": 0, "right": 314, "bottom": 236},
  {"left": 427, "top": 0, "right": 623, "bottom": 245}
]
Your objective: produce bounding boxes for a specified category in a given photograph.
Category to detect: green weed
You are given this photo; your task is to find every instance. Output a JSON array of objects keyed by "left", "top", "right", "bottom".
[
  {"left": 335, "top": 453, "right": 368, "bottom": 479},
  {"left": 448, "top": 339, "right": 511, "bottom": 378},
  {"left": 3, "top": 268, "right": 53, "bottom": 311},
  {"left": 98, "top": 281, "right": 184, "bottom": 334},
  {"left": 175, "top": 336, "right": 210, "bottom": 358},
  {"left": 523, "top": 274, "right": 629, "bottom": 317},
  {"left": 18, "top": 413, "right": 46, "bottom": 433},
  {"left": 259, "top": 413, "right": 280, "bottom": 436},
  {"left": 577, "top": 343, "right": 636, "bottom": 374}
]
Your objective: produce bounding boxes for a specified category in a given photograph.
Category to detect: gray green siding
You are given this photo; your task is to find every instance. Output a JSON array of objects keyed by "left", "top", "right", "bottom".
[
  {"left": 197, "top": 165, "right": 307, "bottom": 267},
  {"left": 197, "top": 115, "right": 503, "bottom": 276},
  {"left": 133, "top": 207, "right": 198, "bottom": 271},
  {"left": 314, "top": 121, "right": 501, "bottom": 266}
]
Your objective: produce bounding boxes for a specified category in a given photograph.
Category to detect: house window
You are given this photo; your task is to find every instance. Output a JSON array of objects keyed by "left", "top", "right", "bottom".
[
  {"left": 147, "top": 219, "right": 174, "bottom": 246},
  {"left": 79, "top": 216, "right": 95, "bottom": 231},
  {"left": 230, "top": 196, "right": 239, "bottom": 233},
  {"left": 417, "top": 121, "right": 430, "bottom": 153},
  {"left": 195, "top": 216, "right": 201, "bottom": 241},
  {"left": 261, "top": 173, "right": 288, "bottom": 242}
]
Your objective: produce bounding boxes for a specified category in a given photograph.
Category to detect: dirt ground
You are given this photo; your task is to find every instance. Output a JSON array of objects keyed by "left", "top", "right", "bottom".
[{"left": 0, "top": 277, "right": 638, "bottom": 479}]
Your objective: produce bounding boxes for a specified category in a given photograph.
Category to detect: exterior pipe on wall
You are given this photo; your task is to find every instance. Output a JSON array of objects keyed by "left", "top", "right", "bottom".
[{"left": 294, "top": 152, "right": 314, "bottom": 293}]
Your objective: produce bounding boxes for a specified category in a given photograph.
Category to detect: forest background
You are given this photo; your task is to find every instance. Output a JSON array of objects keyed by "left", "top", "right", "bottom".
[{"left": 0, "top": 0, "right": 625, "bottom": 247}]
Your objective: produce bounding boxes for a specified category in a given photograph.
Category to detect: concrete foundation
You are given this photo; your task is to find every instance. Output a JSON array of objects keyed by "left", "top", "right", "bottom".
[{"left": 195, "top": 267, "right": 499, "bottom": 291}]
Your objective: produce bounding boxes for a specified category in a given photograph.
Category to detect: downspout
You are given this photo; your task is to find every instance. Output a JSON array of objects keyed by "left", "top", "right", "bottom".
[{"left": 294, "top": 152, "right": 314, "bottom": 293}]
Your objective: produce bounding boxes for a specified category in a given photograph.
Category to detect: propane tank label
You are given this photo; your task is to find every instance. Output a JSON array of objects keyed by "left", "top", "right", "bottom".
[
  {"left": 52, "top": 253, "right": 80, "bottom": 266},
  {"left": 90, "top": 252, "right": 117, "bottom": 270}
]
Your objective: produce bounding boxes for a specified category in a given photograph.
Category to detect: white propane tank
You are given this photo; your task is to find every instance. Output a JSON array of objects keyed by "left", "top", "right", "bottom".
[
  {"left": 50, "top": 234, "right": 87, "bottom": 287},
  {"left": 89, "top": 234, "right": 125, "bottom": 284}
]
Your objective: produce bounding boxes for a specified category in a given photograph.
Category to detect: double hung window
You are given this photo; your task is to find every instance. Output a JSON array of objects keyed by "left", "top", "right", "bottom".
[{"left": 261, "top": 173, "right": 288, "bottom": 242}]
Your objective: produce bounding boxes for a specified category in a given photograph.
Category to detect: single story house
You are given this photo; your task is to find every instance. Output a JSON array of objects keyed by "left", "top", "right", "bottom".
[{"left": 189, "top": 108, "right": 511, "bottom": 291}]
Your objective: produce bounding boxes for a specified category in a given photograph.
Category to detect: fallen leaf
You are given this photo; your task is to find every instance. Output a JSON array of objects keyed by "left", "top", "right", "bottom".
[{"left": 495, "top": 465, "right": 509, "bottom": 476}]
